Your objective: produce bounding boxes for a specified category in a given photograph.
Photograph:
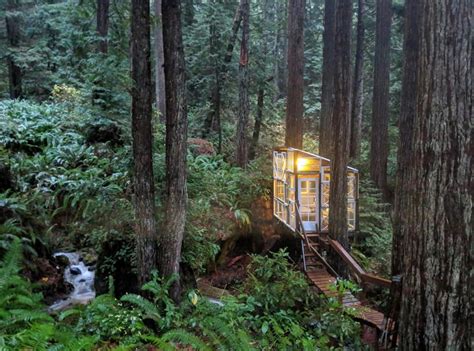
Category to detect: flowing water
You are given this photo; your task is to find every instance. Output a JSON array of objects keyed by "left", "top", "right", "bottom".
[{"left": 48, "top": 252, "right": 96, "bottom": 312}]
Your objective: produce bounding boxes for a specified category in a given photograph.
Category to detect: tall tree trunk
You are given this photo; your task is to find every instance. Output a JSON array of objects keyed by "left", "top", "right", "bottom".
[
  {"left": 202, "top": 2, "right": 242, "bottom": 138},
  {"left": 396, "top": 1, "right": 472, "bottom": 348},
  {"left": 222, "top": 2, "right": 243, "bottom": 72},
  {"left": 370, "top": 0, "right": 392, "bottom": 196},
  {"left": 285, "top": 0, "right": 305, "bottom": 149},
  {"left": 234, "top": 0, "right": 249, "bottom": 168},
  {"left": 131, "top": 0, "right": 157, "bottom": 286},
  {"left": 273, "top": 0, "right": 287, "bottom": 101},
  {"left": 248, "top": 0, "right": 272, "bottom": 160},
  {"left": 159, "top": 0, "right": 188, "bottom": 301},
  {"left": 154, "top": 0, "right": 166, "bottom": 121},
  {"left": 318, "top": 0, "right": 336, "bottom": 158},
  {"left": 248, "top": 87, "right": 264, "bottom": 160},
  {"left": 328, "top": 0, "right": 352, "bottom": 277},
  {"left": 349, "top": 0, "right": 365, "bottom": 160},
  {"left": 391, "top": 0, "right": 419, "bottom": 301},
  {"left": 97, "top": 0, "right": 109, "bottom": 53},
  {"left": 5, "top": 1, "right": 22, "bottom": 99}
]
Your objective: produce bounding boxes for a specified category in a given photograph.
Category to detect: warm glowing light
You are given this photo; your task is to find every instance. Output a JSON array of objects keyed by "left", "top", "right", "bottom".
[{"left": 297, "top": 157, "right": 308, "bottom": 169}]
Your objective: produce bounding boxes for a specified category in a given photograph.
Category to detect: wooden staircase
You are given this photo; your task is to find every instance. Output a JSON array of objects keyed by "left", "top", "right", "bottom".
[{"left": 295, "top": 207, "right": 396, "bottom": 348}]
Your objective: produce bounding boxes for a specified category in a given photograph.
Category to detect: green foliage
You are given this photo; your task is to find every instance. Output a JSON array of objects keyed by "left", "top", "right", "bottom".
[
  {"left": 0, "top": 240, "right": 98, "bottom": 350},
  {"left": 244, "top": 249, "right": 312, "bottom": 313},
  {"left": 353, "top": 180, "right": 393, "bottom": 277},
  {"left": 0, "top": 100, "right": 131, "bottom": 250},
  {"left": 75, "top": 294, "right": 145, "bottom": 341},
  {"left": 0, "top": 239, "right": 52, "bottom": 335},
  {"left": 121, "top": 272, "right": 179, "bottom": 331}
]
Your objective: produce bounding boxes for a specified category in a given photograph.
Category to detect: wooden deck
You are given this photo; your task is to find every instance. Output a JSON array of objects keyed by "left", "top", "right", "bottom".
[
  {"left": 306, "top": 267, "right": 387, "bottom": 331},
  {"left": 300, "top": 231, "right": 393, "bottom": 337}
]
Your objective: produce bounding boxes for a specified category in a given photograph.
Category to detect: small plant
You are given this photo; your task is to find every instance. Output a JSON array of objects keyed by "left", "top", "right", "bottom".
[
  {"left": 74, "top": 294, "right": 145, "bottom": 341},
  {"left": 315, "top": 279, "right": 363, "bottom": 348},
  {"left": 244, "top": 249, "right": 312, "bottom": 313},
  {"left": 120, "top": 272, "right": 180, "bottom": 331}
]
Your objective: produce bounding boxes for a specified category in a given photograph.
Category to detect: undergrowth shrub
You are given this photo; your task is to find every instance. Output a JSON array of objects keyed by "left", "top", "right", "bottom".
[
  {"left": 0, "top": 240, "right": 98, "bottom": 350},
  {"left": 244, "top": 249, "right": 312, "bottom": 313}
]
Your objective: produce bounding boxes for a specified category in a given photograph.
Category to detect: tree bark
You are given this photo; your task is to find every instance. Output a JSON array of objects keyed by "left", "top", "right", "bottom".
[
  {"left": 370, "top": 0, "right": 392, "bottom": 196},
  {"left": 318, "top": 0, "right": 336, "bottom": 158},
  {"left": 5, "top": 2, "right": 22, "bottom": 99},
  {"left": 234, "top": 0, "right": 249, "bottom": 168},
  {"left": 154, "top": 0, "right": 166, "bottom": 121},
  {"left": 202, "top": 1, "right": 242, "bottom": 138},
  {"left": 97, "top": 0, "right": 109, "bottom": 54},
  {"left": 285, "top": 0, "right": 305, "bottom": 149},
  {"left": 248, "top": 87, "right": 264, "bottom": 160},
  {"left": 328, "top": 0, "right": 352, "bottom": 277},
  {"left": 222, "top": 2, "right": 243, "bottom": 73},
  {"left": 391, "top": 0, "right": 419, "bottom": 295},
  {"left": 159, "top": 0, "right": 188, "bottom": 301},
  {"left": 131, "top": 0, "right": 157, "bottom": 286},
  {"left": 349, "top": 0, "right": 365, "bottom": 160},
  {"left": 273, "top": 0, "right": 287, "bottom": 101},
  {"left": 396, "top": 1, "right": 472, "bottom": 348}
]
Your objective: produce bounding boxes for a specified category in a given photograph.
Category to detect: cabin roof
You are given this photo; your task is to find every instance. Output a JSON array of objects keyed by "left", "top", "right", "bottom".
[{"left": 274, "top": 147, "right": 359, "bottom": 173}]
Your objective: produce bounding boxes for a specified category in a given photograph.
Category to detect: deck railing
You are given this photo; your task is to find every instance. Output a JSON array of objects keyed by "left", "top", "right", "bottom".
[{"left": 295, "top": 203, "right": 391, "bottom": 290}]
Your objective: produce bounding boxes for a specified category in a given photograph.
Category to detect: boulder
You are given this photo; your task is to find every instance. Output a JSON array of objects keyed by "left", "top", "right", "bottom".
[{"left": 70, "top": 267, "right": 82, "bottom": 275}]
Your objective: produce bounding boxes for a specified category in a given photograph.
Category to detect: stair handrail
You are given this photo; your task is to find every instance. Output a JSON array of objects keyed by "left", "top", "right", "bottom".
[
  {"left": 294, "top": 204, "right": 339, "bottom": 278},
  {"left": 328, "top": 239, "right": 391, "bottom": 289}
]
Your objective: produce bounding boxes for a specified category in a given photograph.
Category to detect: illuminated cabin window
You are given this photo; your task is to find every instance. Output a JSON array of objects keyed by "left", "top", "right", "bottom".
[
  {"left": 320, "top": 168, "right": 357, "bottom": 232},
  {"left": 273, "top": 151, "right": 287, "bottom": 221},
  {"left": 321, "top": 167, "right": 331, "bottom": 231},
  {"left": 347, "top": 174, "right": 356, "bottom": 231},
  {"left": 287, "top": 173, "right": 296, "bottom": 227},
  {"left": 272, "top": 148, "right": 359, "bottom": 233}
]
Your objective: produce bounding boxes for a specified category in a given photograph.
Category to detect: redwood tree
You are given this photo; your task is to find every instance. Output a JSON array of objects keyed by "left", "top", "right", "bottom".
[
  {"left": 202, "top": 2, "right": 242, "bottom": 140},
  {"left": 318, "top": 0, "right": 336, "bottom": 158},
  {"left": 273, "top": 0, "right": 288, "bottom": 101},
  {"left": 350, "top": 0, "right": 365, "bottom": 160},
  {"left": 392, "top": 0, "right": 419, "bottom": 287},
  {"left": 396, "top": 0, "right": 472, "bottom": 348},
  {"left": 97, "top": 0, "right": 109, "bottom": 53},
  {"left": 131, "top": 0, "right": 157, "bottom": 285},
  {"left": 285, "top": 0, "right": 304, "bottom": 149},
  {"left": 159, "top": 0, "right": 188, "bottom": 301},
  {"left": 234, "top": 0, "right": 250, "bottom": 167},
  {"left": 328, "top": 0, "right": 352, "bottom": 275},
  {"left": 370, "top": 0, "right": 392, "bottom": 195},
  {"left": 154, "top": 0, "right": 166, "bottom": 121}
]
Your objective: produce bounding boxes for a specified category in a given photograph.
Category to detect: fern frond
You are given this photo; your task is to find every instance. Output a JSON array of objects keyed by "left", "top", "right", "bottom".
[
  {"left": 141, "top": 335, "right": 176, "bottom": 351},
  {"left": 201, "top": 317, "right": 254, "bottom": 351},
  {"left": 120, "top": 294, "right": 161, "bottom": 321},
  {"left": 161, "top": 329, "right": 211, "bottom": 351}
]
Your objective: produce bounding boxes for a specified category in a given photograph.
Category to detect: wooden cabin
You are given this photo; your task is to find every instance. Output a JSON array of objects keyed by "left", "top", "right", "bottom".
[{"left": 272, "top": 147, "right": 359, "bottom": 233}]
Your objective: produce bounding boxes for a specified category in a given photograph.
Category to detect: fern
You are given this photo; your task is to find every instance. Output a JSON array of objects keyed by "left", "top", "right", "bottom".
[
  {"left": 120, "top": 273, "right": 178, "bottom": 330},
  {"left": 120, "top": 293, "right": 161, "bottom": 322},
  {"left": 161, "top": 329, "right": 211, "bottom": 351},
  {"left": 141, "top": 335, "right": 176, "bottom": 351},
  {"left": 200, "top": 317, "right": 254, "bottom": 351}
]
